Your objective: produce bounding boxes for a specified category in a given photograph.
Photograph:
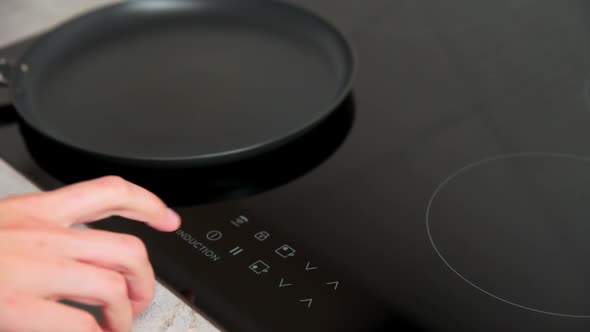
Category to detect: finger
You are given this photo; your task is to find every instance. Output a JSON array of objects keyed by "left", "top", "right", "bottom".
[
  {"left": 2, "top": 176, "right": 181, "bottom": 232},
  {"left": 75, "top": 230, "right": 155, "bottom": 317},
  {"left": 0, "top": 227, "right": 155, "bottom": 316},
  {"left": 69, "top": 229, "right": 156, "bottom": 316},
  {"left": 0, "top": 254, "right": 133, "bottom": 332},
  {"left": 0, "top": 291, "right": 102, "bottom": 332}
]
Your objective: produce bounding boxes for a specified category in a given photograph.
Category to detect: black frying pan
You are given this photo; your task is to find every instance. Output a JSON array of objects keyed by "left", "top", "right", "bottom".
[{"left": 0, "top": 0, "right": 355, "bottom": 170}]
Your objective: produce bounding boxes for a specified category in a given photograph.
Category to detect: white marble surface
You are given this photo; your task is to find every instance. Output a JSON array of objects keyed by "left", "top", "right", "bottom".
[
  {"left": 0, "top": 0, "right": 222, "bottom": 330},
  {"left": 0, "top": 0, "right": 120, "bottom": 46}
]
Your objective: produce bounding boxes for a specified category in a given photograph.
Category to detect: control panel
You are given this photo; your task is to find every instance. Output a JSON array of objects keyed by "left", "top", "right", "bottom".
[
  {"left": 95, "top": 209, "right": 391, "bottom": 332},
  {"left": 172, "top": 214, "right": 344, "bottom": 312}
]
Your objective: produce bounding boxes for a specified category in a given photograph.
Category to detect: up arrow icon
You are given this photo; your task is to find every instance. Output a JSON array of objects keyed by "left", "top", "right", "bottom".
[
  {"left": 299, "top": 298, "right": 313, "bottom": 308},
  {"left": 326, "top": 281, "right": 339, "bottom": 290}
]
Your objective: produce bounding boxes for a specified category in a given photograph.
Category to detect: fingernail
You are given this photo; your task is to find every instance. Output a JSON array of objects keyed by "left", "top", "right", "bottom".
[{"left": 167, "top": 208, "right": 182, "bottom": 229}]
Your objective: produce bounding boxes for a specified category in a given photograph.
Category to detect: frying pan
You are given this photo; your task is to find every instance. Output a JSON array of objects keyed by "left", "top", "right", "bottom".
[{"left": 0, "top": 0, "right": 355, "bottom": 174}]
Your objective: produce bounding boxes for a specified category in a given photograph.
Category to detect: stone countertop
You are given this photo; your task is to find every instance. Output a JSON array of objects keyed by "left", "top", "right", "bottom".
[
  {"left": 0, "top": 0, "right": 120, "bottom": 46},
  {"left": 0, "top": 1, "right": 222, "bottom": 330}
]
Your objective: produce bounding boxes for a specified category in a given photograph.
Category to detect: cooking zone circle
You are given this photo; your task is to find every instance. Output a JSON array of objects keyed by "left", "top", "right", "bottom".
[{"left": 426, "top": 153, "right": 590, "bottom": 318}]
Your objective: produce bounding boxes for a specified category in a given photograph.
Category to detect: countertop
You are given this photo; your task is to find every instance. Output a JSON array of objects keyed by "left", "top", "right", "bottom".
[{"left": 0, "top": 1, "right": 220, "bottom": 331}]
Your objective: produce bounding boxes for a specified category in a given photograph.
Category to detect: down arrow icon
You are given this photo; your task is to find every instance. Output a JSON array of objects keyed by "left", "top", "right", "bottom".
[
  {"left": 278, "top": 278, "right": 292, "bottom": 288},
  {"left": 305, "top": 261, "right": 318, "bottom": 271}
]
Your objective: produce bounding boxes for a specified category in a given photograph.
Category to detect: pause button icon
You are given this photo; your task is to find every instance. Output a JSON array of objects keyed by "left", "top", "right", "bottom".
[{"left": 229, "top": 246, "right": 244, "bottom": 256}]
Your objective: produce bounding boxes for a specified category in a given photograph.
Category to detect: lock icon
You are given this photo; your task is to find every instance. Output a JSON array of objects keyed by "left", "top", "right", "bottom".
[{"left": 254, "top": 231, "right": 270, "bottom": 241}]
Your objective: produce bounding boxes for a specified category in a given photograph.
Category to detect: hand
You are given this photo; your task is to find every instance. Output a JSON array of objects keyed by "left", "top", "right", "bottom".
[{"left": 0, "top": 176, "right": 181, "bottom": 332}]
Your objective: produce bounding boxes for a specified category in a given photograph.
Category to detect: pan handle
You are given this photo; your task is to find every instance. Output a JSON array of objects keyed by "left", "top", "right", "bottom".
[
  {"left": 0, "top": 58, "right": 10, "bottom": 87},
  {"left": 0, "top": 58, "right": 16, "bottom": 116}
]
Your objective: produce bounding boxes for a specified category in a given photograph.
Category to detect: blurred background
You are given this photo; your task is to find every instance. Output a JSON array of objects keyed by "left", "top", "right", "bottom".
[{"left": 0, "top": 0, "right": 120, "bottom": 46}]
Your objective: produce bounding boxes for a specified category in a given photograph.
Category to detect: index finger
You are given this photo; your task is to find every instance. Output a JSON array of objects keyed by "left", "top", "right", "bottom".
[{"left": 3, "top": 176, "right": 181, "bottom": 232}]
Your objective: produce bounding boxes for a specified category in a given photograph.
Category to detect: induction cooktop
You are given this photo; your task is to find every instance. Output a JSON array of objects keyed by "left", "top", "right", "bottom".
[{"left": 3, "top": 0, "right": 590, "bottom": 331}]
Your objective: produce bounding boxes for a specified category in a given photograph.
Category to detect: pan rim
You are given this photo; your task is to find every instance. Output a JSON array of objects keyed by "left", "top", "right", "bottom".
[{"left": 11, "top": 0, "right": 357, "bottom": 167}]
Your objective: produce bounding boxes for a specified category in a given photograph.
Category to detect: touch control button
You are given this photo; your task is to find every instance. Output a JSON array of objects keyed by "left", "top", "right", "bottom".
[
  {"left": 229, "top": 246, "right": 244, "bottom": 256},
  {"left": 275, "top": 244, "right": 296, "bottom": 258},
  {"left": 206, "top": 230, "right": 222, "bottom": 241},
  {"left": 326, "top": 281, "right": 339, "bottom": 290},
  {"left": 278, "top": 278, "right": 292, "bottom": 288},
  {"left": 254, "top": 231, "right": 270, "bottom": 241},
  {"left": 299, "top": 298, "right": 313, "bottom": 308},
  {"left": 230, "top": 215, "right": 249, "bottom": 227},
  {"left": 305, "top": 261, "right": 318, "bottom": 271},
  {"left": 249, "top": 260, "right": 270, "bottom": 274}
]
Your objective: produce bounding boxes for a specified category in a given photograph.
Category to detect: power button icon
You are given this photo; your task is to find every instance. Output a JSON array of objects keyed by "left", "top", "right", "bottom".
[{"left": 206, "top": 230, "right": 223, "bottom": 241}]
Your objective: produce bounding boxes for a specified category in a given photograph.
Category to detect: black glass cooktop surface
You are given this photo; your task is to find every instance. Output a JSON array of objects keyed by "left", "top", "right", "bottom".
[{"left": 3, "top": 0, "right": 590, "bottom": 331}]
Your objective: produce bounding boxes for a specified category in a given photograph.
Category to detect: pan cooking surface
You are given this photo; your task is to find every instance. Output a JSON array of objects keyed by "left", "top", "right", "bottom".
[{"left": 21, "top": 0, "right": 353, "bottom": 161}]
